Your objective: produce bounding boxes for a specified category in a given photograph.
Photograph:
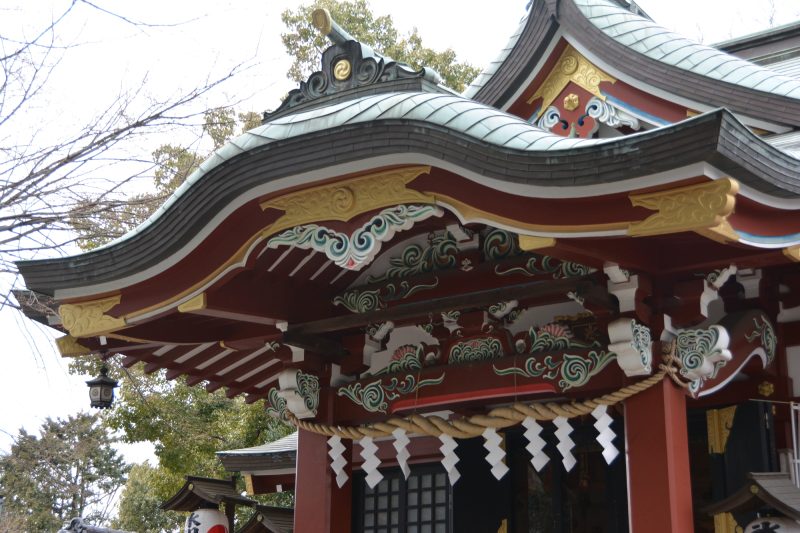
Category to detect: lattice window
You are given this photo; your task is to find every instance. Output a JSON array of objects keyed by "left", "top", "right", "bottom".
[{"left": 356, "top": 465, "right": 452, "bottom": 533}]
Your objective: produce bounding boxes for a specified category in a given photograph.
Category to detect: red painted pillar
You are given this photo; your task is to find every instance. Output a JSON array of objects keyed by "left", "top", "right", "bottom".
[
  {"left": 625, "top": 379, "right": 694, "bottom": 532},
  {"left": 294, "top": 429, "right": 352, "bottom": 532}
]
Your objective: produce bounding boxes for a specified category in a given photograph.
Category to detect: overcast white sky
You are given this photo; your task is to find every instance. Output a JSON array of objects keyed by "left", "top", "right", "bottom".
[{"left": 1, "top": 0, "right": 798, "bottom": 463}]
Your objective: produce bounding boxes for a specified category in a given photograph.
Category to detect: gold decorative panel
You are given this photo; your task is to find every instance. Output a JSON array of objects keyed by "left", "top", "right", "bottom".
[
  {"left": 627, "top": 179, "right": 739, "bottom": 237},
  {"left": 178, "top": 293, "right": 207, "bottom": 313},
  {"left": 518, "top": 235, "right": 556, "bottom": 251},
  {"left": 59, "top": 295, "right": 126, "bottom": 338},
  {"left": 527, "top": 44, "right": 616, "bottom": 116},
  {"left": 713, "top": 512, "right": 741, "bottom": 533},
  {"left": 784, "top": 245, "right": 800, "bottom": 262},
  {"left": 56, "top": 335, "right": 92, "bottom": 357},
  {"left": 260, "top": 166, "right": 434, "bottom": 232},
  {"left": 706, "top": 405, "right": 736, "bottom": 454}
]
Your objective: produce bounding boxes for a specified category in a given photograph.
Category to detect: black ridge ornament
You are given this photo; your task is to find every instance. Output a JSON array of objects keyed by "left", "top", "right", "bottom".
[{"left": 86, "top": 366, "right": 118, "bottom": 409}]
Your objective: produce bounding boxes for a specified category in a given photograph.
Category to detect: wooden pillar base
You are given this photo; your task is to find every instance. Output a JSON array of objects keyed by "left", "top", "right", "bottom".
[
  {"left": 625, "top": 379, "right": 694, "bottom": 532},
  {"left": 294, "top": 429, "right": 352, "bottom": 532}
]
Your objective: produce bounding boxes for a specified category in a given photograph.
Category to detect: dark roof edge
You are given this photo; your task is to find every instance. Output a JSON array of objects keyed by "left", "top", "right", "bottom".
[
  {"left": 16, "top": 109, "right": 800, "bottom": 295},
  {"left": 701, "top": 472, "right": 800, "bottom": 521},
  {"left": 716, "top": 20, "right": 800, "bottom": 54},
  {"left": 470, "top": 0, "right": 559, "bottom": 107}
]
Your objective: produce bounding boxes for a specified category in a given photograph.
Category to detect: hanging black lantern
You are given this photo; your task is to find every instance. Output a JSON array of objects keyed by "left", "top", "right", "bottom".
[{"left": 86, "top": 366, "right": 118, "bottom": 409}]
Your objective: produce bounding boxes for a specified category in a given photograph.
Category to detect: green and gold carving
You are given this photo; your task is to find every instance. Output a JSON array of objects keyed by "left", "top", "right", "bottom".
[
  {"left": 627, "top": 179, "right": 739, "bottom": 237},
  {"left": 59, "top": 295, "right": 126, "bottom": 338}
]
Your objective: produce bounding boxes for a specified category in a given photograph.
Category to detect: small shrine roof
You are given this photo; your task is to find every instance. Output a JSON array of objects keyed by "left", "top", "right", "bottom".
[
  {"left": 219, "top": 432, "right": 298, "bottom": 456},
  {"left": 217, "top": 433, "right": 297, "bottom": 473},
  {"left": 160, "top": 476, "right": 255, "bottom": 512},
  {"left": 236, "top": 505, "right": 294, "bottom": 533},
  {"left": 702, "top": 472, "right": 800, "bottom": 521}
]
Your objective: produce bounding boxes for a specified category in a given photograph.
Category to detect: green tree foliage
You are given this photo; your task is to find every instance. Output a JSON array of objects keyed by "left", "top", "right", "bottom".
[
  {"left": 112, "top": 463, "right": 184, "bottom": 533},
  {"left": 0, "top": 413, "right": 128, "bottom": 532},
  {"left": 281, "top": 0, "right": 481, "bottom": 92},
  {"left": 71, "top": 109, "right": 262, "bottom": 250}
]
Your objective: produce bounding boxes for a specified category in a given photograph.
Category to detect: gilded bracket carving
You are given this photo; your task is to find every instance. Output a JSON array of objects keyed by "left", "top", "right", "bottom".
[
  {"left": 56, "top": 335, "right": 93, "bottom": 357},
  {"left": 784, "top": 245, "right": 800, "bottom": 262},
  {"left": 59, "top": 295, "right": 126, "bottom": 338},
  {"left": 260, "top": 166, "right": 434, "bottom": 232},
  {"left": 627, "top": 178, "right": 739, "bottom": 237},
  {"left": 527, "top": 44, "right": 616, "bottom": 117}
]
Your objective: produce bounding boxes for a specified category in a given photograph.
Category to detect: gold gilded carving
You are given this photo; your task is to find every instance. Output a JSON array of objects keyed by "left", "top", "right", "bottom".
[
  {"left": 713, "top": 512, "right": 740, "bottom": 533},
  {"left": 59, "top": 295, "right": 126, "bottom": 338},
  {"left": 518, "top": 235, "right": 556, "bottom": 251},
  {"left": 56, "top": 335, "right": 92, "bottom": 357},
  {"left": 563, "top": 93, "right": 580, "bottom": 111},
  {"left": 697, "top": 219, "right": 739, "bottom": 244},
  {"left": 706, "top": 405, "right": 736, "bottom": 454},
  {"left": 244, "top": 474, "right": 255, "bottom": 495},
  {"left": 758, "top": 381, "right": 775, "bottom": 397},
  {"left": 177, "top": 293, "right": 207, "bottom": 313},
  {"left": 784, "top": 245, "right": 800, "bottom": 262},
  {"left": 311, "top": 8, "right": 332, "bottom": 34},
  {"left": 627, "top": 179, "right": 739, "bottom": 237},
  {"left": 334, "top": 59, "right": 352, "bottom": 80},
  {"left": 260, "top": 166, "right": 434, "bottom": 230},
  {"left": 527, "top": 44, "right": 616, "bottom": 117},
  {"left": 497, "top": 519, "right": 508, "bottom": 533}
]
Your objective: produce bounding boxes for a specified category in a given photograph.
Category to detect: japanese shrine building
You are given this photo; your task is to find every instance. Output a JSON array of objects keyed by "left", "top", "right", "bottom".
[{"left": 16, "top": 1, "right": 800, "bottom": 531}]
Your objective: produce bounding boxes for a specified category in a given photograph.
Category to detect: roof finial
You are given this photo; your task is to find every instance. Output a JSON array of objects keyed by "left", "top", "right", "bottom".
[{"left": 312, "top": 8, "right": 357, "bottom": 45}]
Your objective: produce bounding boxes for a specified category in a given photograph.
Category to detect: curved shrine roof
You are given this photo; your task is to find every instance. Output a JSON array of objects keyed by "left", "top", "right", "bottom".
[
  {"left": 467, "top": 0, "right": 800, "bottom": 129},
  {"left": 575, "top": 0, "right": 800, "bottom": 99},
  {"left": 16, "top": 88, "right": 800, "bottom": 295}
]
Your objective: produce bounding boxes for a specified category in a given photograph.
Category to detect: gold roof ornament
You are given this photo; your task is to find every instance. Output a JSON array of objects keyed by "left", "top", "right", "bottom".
[{"left": 528, "top": 44, "right": 616, "bottom": 117}]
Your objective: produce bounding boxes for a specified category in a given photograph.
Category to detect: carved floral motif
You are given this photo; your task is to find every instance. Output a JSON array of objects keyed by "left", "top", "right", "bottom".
[{"left": 448, "top": 338, "right": 503, "bottom": 365}]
